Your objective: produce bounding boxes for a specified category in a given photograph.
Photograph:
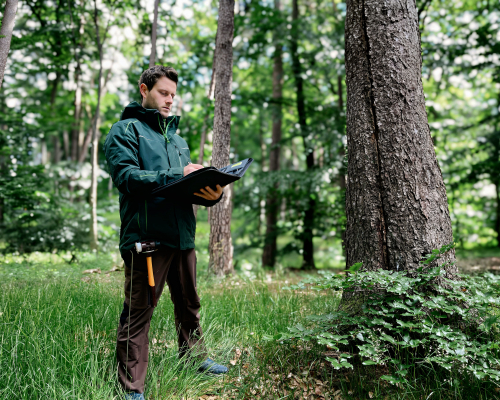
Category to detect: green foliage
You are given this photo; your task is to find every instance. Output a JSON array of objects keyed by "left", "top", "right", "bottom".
[{"left": 277, "top": 244, "right": 500, "bottom": 385}]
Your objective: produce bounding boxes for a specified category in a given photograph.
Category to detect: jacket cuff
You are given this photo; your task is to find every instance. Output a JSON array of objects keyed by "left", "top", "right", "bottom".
[{"left": 168, "top": 167, "right": 184, "bottom": 181}]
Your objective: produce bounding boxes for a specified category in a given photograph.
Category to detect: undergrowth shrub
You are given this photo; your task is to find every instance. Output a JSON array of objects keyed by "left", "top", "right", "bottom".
[{"left": 272, "top": 245, "right": 500, "bottom": 386}]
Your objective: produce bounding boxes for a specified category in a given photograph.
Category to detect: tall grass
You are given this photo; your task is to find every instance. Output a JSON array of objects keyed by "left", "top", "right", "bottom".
[{"left": 0, "top": 275, "right": 339, "bottom": 399}]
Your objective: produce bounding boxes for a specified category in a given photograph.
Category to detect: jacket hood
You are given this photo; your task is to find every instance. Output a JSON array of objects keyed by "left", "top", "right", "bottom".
[{"left": 120, "top": 101, "right": 181, "bottom": 136}]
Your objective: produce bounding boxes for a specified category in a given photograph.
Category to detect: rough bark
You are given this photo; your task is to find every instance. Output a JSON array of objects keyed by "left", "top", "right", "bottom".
[
  {"left": 90, "top": 0, "right": 104, "bottom": 252},
  {"left": 291, "top": 0, "right": 315, "bottom": 270},
  {"left": 343, "top": 0, "right": 455, "bottom": 281},
  {"left": 150, "top": 0, "right": 159, "bottom": 68},
  {"left": 262, "top": 0, "right": 283, "bottom": 267},
  {"left": 209, "top": 0, "right": 235, "bottom": 276},
  {"left": 0, "top": 0, "right": 18, "bottom": 89}
]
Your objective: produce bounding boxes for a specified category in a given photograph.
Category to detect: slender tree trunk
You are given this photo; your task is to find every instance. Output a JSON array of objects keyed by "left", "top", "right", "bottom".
[
  {"left": 262, "top": 0, "right": 283, "bottom": 267},
  {"left": 78, "top": 69, "right": 112, "bottom": 164},
  {"left": 193, "top": 46, "right": 216, "bottom": 218},
  {"left": 291, "top": 0, "right": 315, "bottom": 270},
  {"left": 70, "top": 3, "right": 85, "bottom": 161},
  {"left": 192, "top": 111, "right": 209, "bottom": 218},
  {"left": 90, "top": 0, "right": 104, "bottom": 252},
  {"left": 52, "top": 135, "right": 62, "bottom": 163},
  {"left": 71, "top": 64, "right": 83, "bottom": 161},
  {"left": 258, "top": 115, "right": 265, "bottom": 235},
  {"left": 41, "top": 140, "right": 48, "bottom": 164},
  {"left": 150, "top": 0, "right": 160, "bottom": 68},
  {"left": 209, "top": 0, "right": 235, "bottom": 276},
  {"left": 50, "top": 72, "right": 61, "bottom": 106},
  {"left": 342, "top": 0, "right": 455, "bottom": 286},
  {"left": 62, "top": 131, "right": 70, "bottom": 160},
  {"left": 0, "top": 0, "right": 18, "bottom": 89}
]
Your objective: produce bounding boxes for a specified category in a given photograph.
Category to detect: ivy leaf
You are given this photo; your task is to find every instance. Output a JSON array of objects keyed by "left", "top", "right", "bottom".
[
  {"left": 481, "top": 316, "right": 500, "bottom": 332},
  {"left": 348, "top": 262, "right": 363, "bottom": 273},
  {"left": 326, "top": 357, "right": 353, "bottom": 370}
]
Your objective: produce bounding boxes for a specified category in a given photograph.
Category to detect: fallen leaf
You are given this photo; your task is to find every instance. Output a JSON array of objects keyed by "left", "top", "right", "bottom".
[
  {"left": 104, "top": 265, "right": 122, "bottom": 273},
  {"left": 83, "top": 268, "right": 101, "bottom": 274}
]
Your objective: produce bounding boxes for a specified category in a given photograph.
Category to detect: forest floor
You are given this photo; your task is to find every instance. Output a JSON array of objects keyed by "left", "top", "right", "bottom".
[{"left": 1, "top": 248, "right": 499, "bottom": 399}]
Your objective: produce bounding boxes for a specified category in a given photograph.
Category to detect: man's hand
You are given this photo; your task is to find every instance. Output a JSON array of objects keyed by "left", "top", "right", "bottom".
[
  {"left": 194, "top": 184, "right": 224, "bottom": 201},
  {"left": 184, "top": 163, "right": 204, "bottom": 176}
]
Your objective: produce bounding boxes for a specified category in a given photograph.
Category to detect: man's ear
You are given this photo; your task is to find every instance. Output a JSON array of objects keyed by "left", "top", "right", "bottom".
[{"left": 139, "top": 83, "right": 149, "bottom": 103}]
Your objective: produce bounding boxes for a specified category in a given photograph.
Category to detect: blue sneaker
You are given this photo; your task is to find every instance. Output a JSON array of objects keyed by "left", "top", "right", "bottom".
[
  {"left": 124, "top": 393, "right": 145, "bottom": 400},
  {"left": 198, "top": 358, "right": 229, "bottom": 374}
]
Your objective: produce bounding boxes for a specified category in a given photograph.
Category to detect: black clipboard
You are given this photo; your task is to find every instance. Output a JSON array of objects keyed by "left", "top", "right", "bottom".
[{"left": 151, "top": 158, "right": 253, "bottom": 204}]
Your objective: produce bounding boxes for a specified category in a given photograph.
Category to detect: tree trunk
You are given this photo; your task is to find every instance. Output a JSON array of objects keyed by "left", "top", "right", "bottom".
[
  {"left": 0, "top": 0, "right": 18, "bottom": 89},
  {"left": 90, "top": 0, "right": 104, "bottom": 252},
  {"left": 71, "top": 64, "right": 83, "bottom": 161},
  {"left": 150, "top": 0, "right": 160, "bottom": 68},
  {"left": 291, "top": 0, "right": 315, "bottom": 270},
  {"left": 209, "top": 0, "right": 235, "bottom": 276},
  {"left": 262, "top": 0, "right": 283, "bottom": 267},
  {"left": 193, "top": 45, "right": 217, "bottom": 219},
  {"left": 70, "top": 3, "right": 85, "bottom": 161},
  {"left": 62, "top": 131, "right": 70, "bottom": 161},
  {"left": 343, "top": 0, "right": 455, "bottom": 281},
  {"left": 192, "top": 111, "right": 210, "bottom": 219},
  {"left": 52, "top": 135, "right": 61, "bottom": 164},
  {"left": 78, "top": 69, "right": 112, "bottom": 164}
]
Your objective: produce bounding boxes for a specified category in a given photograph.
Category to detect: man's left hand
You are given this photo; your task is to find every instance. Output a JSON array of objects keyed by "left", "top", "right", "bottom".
[{"left": 194, "top": 184, "right": 224, "bottom": 201}]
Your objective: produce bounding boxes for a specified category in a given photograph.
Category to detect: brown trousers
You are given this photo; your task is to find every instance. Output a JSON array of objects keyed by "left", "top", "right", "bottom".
[{"left": 116, "top": 248, "right": 206, "bottom": 394}]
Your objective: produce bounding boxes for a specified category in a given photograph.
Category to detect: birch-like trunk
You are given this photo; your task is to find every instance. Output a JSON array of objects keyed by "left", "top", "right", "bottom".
[
  {"left": 150, "top": 0, "right": 159, "bottom": 68},
  {"left": 0, "top": 0, "right": 18, "bottom": 89},
  {"left": 262, "top": 0, "right": 283, "bottom": 267},
  {"left": 90, "top": 0, "right": 104, "bottom": 252},
  {"left": 342, "top": 0, "right": 455, "bottom": 284},
  {"left": 209, "top": 0, "right": 235, "bottom": 276}
]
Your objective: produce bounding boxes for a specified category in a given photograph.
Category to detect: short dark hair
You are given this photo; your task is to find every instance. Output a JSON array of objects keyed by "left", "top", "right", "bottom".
[{"left": 138, "top": 65, "right": 178, "bottom": 99}]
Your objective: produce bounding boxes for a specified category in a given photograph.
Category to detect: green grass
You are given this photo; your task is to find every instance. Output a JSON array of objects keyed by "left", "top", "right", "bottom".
[
  {"left": 0, "top": 273, "right": 341, "bottom": 399},
  {"left": 1, "top": 266, "right": 498, "bottom": 399},
  {"left": 2, "top": 217, "right": 500, "bottom": 399}
]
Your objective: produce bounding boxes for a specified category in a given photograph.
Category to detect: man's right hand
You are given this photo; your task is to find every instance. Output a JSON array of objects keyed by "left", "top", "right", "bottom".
[{"left": 184, "top": 163, "right": 204, "bottom": 176}]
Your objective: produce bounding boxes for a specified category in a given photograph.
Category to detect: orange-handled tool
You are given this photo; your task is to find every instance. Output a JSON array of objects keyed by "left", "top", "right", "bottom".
[
  {"left": 136, "top": 241, "right": 159, "bottom": 308},
  {"left": 146, "top": 256, "right": 157, "bottom": 307}
]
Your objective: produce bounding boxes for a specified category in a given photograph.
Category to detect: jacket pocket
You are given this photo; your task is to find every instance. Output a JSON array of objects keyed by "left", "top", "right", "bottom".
[{"left": 178, "top": 147, "right": 191, "bottom": 168}]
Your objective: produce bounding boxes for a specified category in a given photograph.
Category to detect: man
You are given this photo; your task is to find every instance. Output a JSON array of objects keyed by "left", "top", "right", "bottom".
[{"left": 104, "top": 65, "right": 228, "bottom": 400}]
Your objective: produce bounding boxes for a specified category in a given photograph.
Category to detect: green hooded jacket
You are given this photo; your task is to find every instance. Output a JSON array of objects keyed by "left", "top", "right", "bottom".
[{"left": 104, "top": 101, "right": 221, "bottom": 254}]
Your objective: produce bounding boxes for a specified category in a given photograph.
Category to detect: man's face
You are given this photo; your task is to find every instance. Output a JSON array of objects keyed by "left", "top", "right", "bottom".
[{"left": 140, "top": 76, "right": 177, "bottom": 118}]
